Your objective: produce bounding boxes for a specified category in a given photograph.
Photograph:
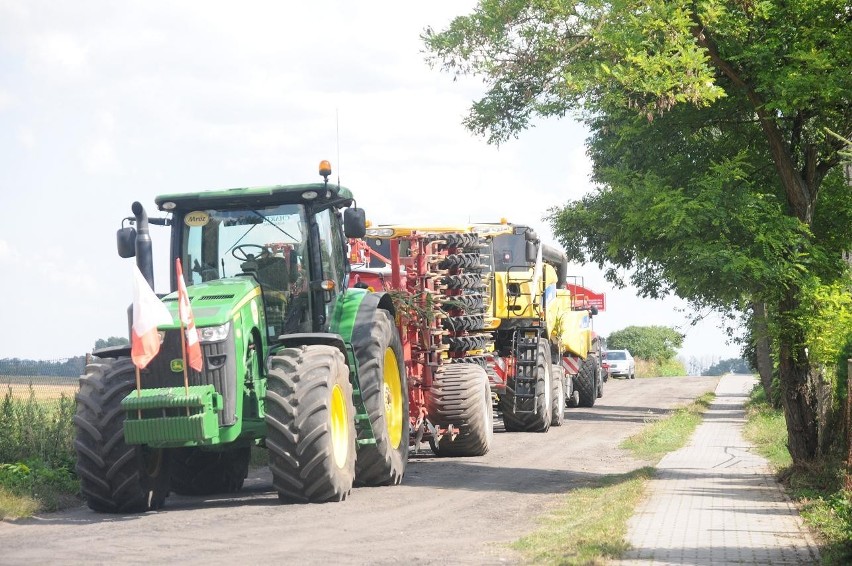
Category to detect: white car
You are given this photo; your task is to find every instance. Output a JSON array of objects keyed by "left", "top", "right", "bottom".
[{"left": 603, "top": 349, "right": 635, "bottom": 379}]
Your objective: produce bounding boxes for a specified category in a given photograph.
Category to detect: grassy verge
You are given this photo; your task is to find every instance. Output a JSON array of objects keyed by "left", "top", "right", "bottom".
[
  {"left": 743, "top": 386, "right": 852, "bottom": 564},
  {"left": 620, "top": 392, "right": 715, "bottom": 462},
  {"left": 634, "top": 358, "right": 688, "bottom": 378},
  {"left": 0, "top": 387, "right": 79, "bottom": 520},
  {"left": 511, "top": 467, "right": 655, "bottom": 565},
  {"left": 511, "top": 391, "right": 714, "bottom": 565}
]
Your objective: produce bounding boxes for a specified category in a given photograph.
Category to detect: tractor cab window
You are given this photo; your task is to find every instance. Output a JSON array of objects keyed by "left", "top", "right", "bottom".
[
  {"left": 180, "top": 203, "right": 312, "bottom": 339},
  {"left": 314, "top": 208, "right": 347, "bottom": 326}
]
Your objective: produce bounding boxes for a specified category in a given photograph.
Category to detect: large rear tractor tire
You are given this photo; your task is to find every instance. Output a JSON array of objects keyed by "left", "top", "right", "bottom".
[
  {"left": 170, "top": 446, "right": 250, "bottom": 496},
  {"left": 500, "top": 339, "right": 552, "bottom": 433},
  {"left": 265, "top": 346, "right": 356, "bottom": 503},
  {"left": 575, "top": 354, "right": 600, "bottom": 408},
  {"left": 427, "top": 363, "right": 493, "bottom": 456},
  {"left": 551, "top": 364, "right": 566, "bottom": 427},
  {"left": 74, "top": 357, "right": 171, "bottom": 513},
  {"left": 351, "top": 309, "right": 409, "bottom": 486}
]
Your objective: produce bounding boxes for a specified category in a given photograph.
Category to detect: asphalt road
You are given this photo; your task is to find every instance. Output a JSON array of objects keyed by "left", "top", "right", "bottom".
[{"left": 0, "top": 376, "right": 720, "bottom": 566}]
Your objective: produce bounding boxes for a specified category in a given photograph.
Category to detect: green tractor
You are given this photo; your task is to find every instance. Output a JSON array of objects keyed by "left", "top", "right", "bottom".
[{"left": 74, "top": 162, "right": 409, "bottom": 512}]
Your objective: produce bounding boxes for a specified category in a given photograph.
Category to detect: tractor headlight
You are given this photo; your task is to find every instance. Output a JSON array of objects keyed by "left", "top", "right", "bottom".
[{"left": 199, "top": 323, "right": 230, "bottom": 343}]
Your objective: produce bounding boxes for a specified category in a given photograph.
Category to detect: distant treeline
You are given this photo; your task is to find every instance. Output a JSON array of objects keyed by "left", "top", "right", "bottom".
[{"left": 0, "top": 356, "right": 86, "bottom": 378}]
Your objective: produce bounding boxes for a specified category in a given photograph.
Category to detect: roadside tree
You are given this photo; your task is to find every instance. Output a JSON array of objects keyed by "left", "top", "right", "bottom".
[
  {"left": 423, "top": 1, "right": 852, "bottom": 463},
  {"left": 607, "top": 326, "right": 682, "bottom": 363}
]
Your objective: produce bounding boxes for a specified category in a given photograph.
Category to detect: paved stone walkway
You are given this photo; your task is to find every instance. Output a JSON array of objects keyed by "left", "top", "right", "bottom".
[{"left": 618, "top": 374, "right": 820, "bottom": 565}]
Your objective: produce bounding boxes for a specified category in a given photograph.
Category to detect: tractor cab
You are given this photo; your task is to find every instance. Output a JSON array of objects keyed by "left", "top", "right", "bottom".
[{"left": 154, "top": 179, "right": 362, "bottom": 344}]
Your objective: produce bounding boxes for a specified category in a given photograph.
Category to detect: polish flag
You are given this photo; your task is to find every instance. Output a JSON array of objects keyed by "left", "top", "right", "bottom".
[
  {"left": 176, "top": 258, "right": 203, "bottom": 372},
  {"left": 131, "top": 264, "right": 173, "bottom": 369}
]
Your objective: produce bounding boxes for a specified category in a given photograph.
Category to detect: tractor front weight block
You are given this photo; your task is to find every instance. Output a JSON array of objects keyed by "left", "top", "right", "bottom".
[{"left": 121, "top": 385, "right": 222, "bottom": 446}]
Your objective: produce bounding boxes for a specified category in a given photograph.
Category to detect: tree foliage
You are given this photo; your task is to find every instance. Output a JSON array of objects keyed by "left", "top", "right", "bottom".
[
  {"left": 94, "top": 336, "right": 129, "bottom": 350},
  {"left": 705, "top": 357, "right": 752, "bottom": 376},
  {"left": 424, "top": 0, "right": 852, "bottom": 463},
  {"left": 0, "top": 357, "right": 85, "bottom": 378},
  {"left": 607, "top": 325, "right": 683, "bottom": 362}
]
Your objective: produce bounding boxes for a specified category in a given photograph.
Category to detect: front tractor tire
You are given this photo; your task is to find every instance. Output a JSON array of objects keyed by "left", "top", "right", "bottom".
[
  {"left": 74, "top": 357, "right": 171, "bottom": 513},
  {"left": 265, "top": 345, "right": 356, "bottom": 503},
  {"left": 427, "top": 363, "right": 493, "bottom": 457},
  {"left": 500, "top": 339, "right": 552, "bottom": 433},
  {"left": 351, "top": 309, "right": 409, "bottom": 486}
]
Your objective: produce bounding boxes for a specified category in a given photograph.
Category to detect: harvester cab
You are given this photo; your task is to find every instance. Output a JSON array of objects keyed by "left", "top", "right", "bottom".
[
  {"left": 75, "top": 161, "right": 409, "bottom": 514},
  {"left": 473, "top": 220, "right": 604, "bottom": 433}
]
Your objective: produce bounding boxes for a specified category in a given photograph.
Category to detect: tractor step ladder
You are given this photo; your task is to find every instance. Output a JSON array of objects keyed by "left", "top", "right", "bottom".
[
  {"left": 344, "top": 343, "right": 376, "bottom": 446},
  {"left": 512, "top": 329, "right": 540, "bottom": 414}
]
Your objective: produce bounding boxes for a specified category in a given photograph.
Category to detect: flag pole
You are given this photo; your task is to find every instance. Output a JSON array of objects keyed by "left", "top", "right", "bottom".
[
  {"left": 135, "top": 365, "right": 142, "bottom": 419},
  {"left": 179, "top": 316, "right": 191, "bottom": 416}
]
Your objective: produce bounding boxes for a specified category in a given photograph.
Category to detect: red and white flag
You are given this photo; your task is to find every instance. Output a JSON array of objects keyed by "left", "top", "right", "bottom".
[
  {"left": 176, "top": 258, "right": 203, "bottom": 372},
  {"left": 131, "top": 264, "right": 173, "bottom": 369}
]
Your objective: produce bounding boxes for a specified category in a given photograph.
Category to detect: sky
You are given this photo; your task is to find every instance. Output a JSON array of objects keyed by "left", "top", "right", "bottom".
[{"left": 0, "top": 1, "right": 742, "bottom": 363}]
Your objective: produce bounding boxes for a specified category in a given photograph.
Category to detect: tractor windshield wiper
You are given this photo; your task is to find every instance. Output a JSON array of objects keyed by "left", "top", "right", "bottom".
[{"left": 250, "top": 210, "right": 298, "bottom": 242}]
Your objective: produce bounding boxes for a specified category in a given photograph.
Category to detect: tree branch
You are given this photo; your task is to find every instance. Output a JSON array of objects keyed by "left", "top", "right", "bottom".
[{"left": 690, "top": 20, "right": 813, "bottom": 222}]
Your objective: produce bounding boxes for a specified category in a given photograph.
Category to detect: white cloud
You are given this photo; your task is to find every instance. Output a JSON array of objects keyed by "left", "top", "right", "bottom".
[
  {"left": 0, "top": 89, "right": 13, "bottom": 111},
  {"left": 18, "top": 126, "right": 36, "bottom": 149},
  {"left": 28, "top": 32, "right": 89, "bottom": 77},
  {"left": 0, "top": 239, "right": 11, "bottom": 260},
  {"left": 81, "top": 138, "right": 120, "bottom": 174},
  {"left": 0, "top": 1, "right": 741, "bottom": 361}
]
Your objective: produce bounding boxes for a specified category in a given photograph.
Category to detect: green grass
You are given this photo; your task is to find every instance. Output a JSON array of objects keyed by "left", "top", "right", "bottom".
[
  {"left": 743, "top": 385, "right": 852, "bottom": 564},
  {"left": 743, "top": 387, "right": 792, "bottom": 469},
  {"left": 0, "top": 487, "right": 39, "bottom": 520},
  {"left": 0, "top": 387, "right": 80, "bottom": 519},
  {"left": 620, "top": 392, "right": 715, "bottom": 462},
  {"left": 511, "top": 392, "right": 714, "bottom": 564},
  {"left": 511, "top": 467, "right": 655, "bottom": 565},
  {"left": 634, "top": 358, "right": 688, "bottom": 378}
]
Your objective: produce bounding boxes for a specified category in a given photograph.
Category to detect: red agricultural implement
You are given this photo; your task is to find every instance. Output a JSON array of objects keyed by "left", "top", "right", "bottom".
[{"left": 349, "top": 230, "right": 493, "bottom": 456}]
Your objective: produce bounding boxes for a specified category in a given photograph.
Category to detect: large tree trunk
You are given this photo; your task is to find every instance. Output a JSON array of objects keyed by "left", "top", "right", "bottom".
[
  {"left": 752, "top": 302, "right": 775, "bottom": 404},
  {"left": 777, "top": 293, "right": 820, "bottom": 464}
]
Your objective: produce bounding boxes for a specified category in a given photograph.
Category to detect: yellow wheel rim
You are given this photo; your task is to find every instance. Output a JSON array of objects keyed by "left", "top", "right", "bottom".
[
  {"left": 383, "top": 347, "right": 403, "bottom": 449},
  {"left": 330, "top": 384, "right": 350, "bottom": 469}
]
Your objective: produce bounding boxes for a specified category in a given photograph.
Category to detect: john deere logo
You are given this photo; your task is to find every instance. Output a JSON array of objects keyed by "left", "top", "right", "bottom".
[{"left": 170, "top": 359, "right": 184, "bottom": 372}]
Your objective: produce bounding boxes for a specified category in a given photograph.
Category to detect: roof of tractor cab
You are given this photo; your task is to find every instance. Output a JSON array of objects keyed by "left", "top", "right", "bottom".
[{"left": 154, "top": 182, "right": 354, "bottom": 211}]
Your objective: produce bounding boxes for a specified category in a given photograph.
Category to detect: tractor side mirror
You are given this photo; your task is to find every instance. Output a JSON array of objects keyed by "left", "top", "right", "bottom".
[
  {"left": 117, "top": 226, "right": 137, "bottom": 258},
  {"left": 344, "top": 207, "right": 366, "bottom": 239}
]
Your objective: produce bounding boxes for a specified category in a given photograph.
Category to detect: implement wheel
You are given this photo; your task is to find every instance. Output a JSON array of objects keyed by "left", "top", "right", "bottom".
[
  {"left": 551, "top": 364, "right": 566, "bottom": 427},
  {"left": 74, "top": 357, "right": 171, "bottom": 513},
  {"left": 575, "top": 354, "right": 600, "bottom": 407},
  {"left": 427, "top": 363, "right": 493, "bottom": 457},
  {"left": 500, "top": 339, "right": 552, "bottom": 433},
  {"left": 351, "top": 309, "right": 409, "bottom": 486},
  {"left": 265, "top": 345, "right": 355, "bottom": 503},
  {"left": 170, "top": 446, "right": 250, "bottom": 496}
]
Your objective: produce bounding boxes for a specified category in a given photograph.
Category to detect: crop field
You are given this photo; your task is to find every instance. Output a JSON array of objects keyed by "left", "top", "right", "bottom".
[{"left": 1, "top": 376, "right": 78, "bottom": 401}]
